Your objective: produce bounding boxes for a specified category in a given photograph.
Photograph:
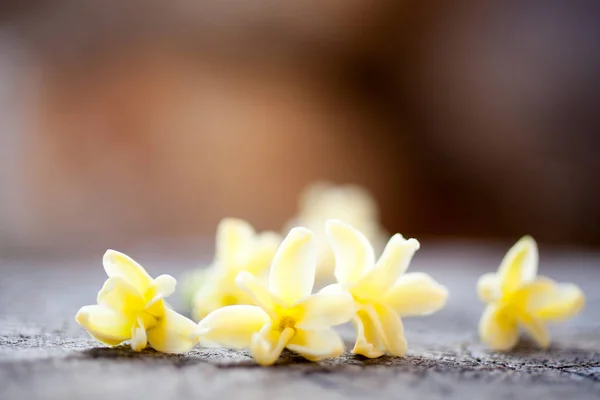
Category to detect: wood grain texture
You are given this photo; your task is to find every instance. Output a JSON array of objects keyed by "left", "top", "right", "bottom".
[{"left": 0, "top": 242, "right": 599, "bottom": 399}]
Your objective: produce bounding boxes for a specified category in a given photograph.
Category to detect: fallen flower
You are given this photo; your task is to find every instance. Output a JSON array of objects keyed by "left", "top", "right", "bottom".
[
  {"left": 324, "top": 220, "right": 448, "bottom": 358},
  {"left": 190, "top": 218, "right": 280, "bottom": 321},
  {"left": 477, "top": 236, "right": 585, "bottom": 351},
  {"left": 76, "top": 250, "right": 199, "bottom": 353},
  {"left": 198, "top": 227, "right": 354, "bottom": 366}
]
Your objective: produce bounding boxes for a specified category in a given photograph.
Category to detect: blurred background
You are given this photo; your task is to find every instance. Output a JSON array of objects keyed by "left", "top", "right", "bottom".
[{"left": 0, "top": 0, "right": 599, "bottom": 257}]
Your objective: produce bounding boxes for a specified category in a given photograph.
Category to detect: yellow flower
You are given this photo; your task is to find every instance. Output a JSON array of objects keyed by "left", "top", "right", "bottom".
[
  {"left": 191, "top": 218, "right": 280, "bottom": 321},
  {"left": 286, "top": 182, "right": 388, "bottom": 282},
  {"left": 477, "top": 236, "right": 585, "bottom": 351},
  {"left": 76, "top": 250, "right": 200, "bottom": 353},
  {"left": 198, "top": 227, "right": 355, "bottom": 366},
  {"left": 324, "top": 220, "right": 448, "bottom": 358}
]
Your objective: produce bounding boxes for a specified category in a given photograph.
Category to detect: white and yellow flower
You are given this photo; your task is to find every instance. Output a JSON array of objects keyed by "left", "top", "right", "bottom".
[
  {"left": 477, "top": 236, "right": 585, "bottom": 351},
  {"left": 324, "top": 220, "right": 448, "bottom": 358},
  {"left": 190, "top": 218, "right": 280, "bottom": 321},
  {"left": 286, "top": 182, "right": 388, "bottom": 282},
  {"left": 198, "top": 227, "right": 355, "bottom": 366},
  {"left": 76, "top": 250, "right": 199, "bottom": 353}
]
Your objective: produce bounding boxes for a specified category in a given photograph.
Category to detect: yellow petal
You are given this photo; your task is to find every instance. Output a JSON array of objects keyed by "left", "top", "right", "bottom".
[
  {"left": 479, "top": 304, "right": 519, "bottom": 351},
  {"left": 244, "top": 231, "right": 281, "bottom": 275},
  {"left": 250, "top": 324, "right": 294, "bottom": 366},
  {"left": 383, "top": 272, "right": 448, "bottom": 317},
  {"left": 197, "top": 305, "right": 270, "bottom": 349},
  {"left": 368, "top": 304, "right": 407, "bottom": 357},
  {"left": 498, "top": 236, "right": 538, "bottom": 294},
  {"left": 153, "top": 274, "right": 177, "bottom": 299},
  {"left": 143, "top": 296, "right": 167, "bottom": 320},
  {"left": 215, "top": 218, "right": 255, "bottom": 268},
  {"left": 268, "top": 227, "right": 317, "bottom": 305},
  {"left": 295, "top": 291, "right": 355, "bottom": 330},
  {"left": 146, "top": 308, "right": 200, "bottom": 353},
  {"left": 525, "top": 278, "right": 585, "bottom": 321},
  {"left": 358, "top": 235, "right": 420, "bottom": 297},
  {"left": 138, "top": 310, "right": 159, "bottom": 331},
  {"left": 97, "top": 277, "right": 146, "bottom": 313},
  {"left": 191, "top": 280, "right": 254, "bottom": 322},
  {"left": 477, "top": 272, "right": 502, "bottom": 303},
  {"left": 352, "top": 309, "right": 385, "bottom": 358},
  {"left": 518, "top": 312, "right": 550, "bottom": 349},
  {"left": 130, "top": 317, "right": 148, "bottom": 352},
  {"left": 325, "top": 220, "right": 375, "bottom": 285},
  {"left": 286, "top": 328, "right": 345, "bottom": 361},
  {"left": 103, "top": 250, "right": 153, "bottom": 293},
  {"left": 76, "top": 305, "right": 133, "bottom": 346},
  {"left": 236, "top": 271, "right": 280, "bottom": 317},
  {"left": 192, "top": 283, "right": 227, "bottom": 321},
  {"left": 319, "top": 283, "right": 349, "bottom": 295}
]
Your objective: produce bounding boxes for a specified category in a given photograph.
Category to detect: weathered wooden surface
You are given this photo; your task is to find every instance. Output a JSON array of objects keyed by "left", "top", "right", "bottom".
[{"left": 0, "top": 242, "right": 599, "bottom": 400}]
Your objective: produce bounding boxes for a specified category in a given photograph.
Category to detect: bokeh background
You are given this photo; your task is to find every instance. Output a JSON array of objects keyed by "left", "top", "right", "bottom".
[{"left": 1, "top": 0, "right": 599, "bottom": 257}]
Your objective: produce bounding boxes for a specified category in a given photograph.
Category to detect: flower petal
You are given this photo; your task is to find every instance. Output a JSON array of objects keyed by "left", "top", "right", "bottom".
[
  {"left": 197, "top": 305, "right": 270, "bottom": 349},
  {"left": 295, "top": 291, "right": 355, "bottom": 330},
  {"left": 325, "top": 220, "right": 375, "bottom": 285},
  {"left": 138, "top": 310, "right": 159, "bottom": 330},
  {"left": 286, "top": 328, "right": 345, "bottom": 361},
  {"left": 366, "top": 304, "right": 407, "bottom": 357},
  {"left": 383, "top": 272, "right": 448, "bottom": 317},
  {"left": 130, "top": 317, "right": 148, "bottom": 352},
  {"left": 236, "top": 271, "right": 280, "bottom": 317},
  {"left": 352, "top": 311, "right": 386, "bottom": 358},
  {"left": 479, "top": 304, "right": 519, "bottom": 351},
  {"left": 358, "top": 235, "right": 420, "bottom": 297},
  {"left": 244, "top": 231, "right": 281, "bottom": 275},
  {"left": 191, "top": 282, "right": 227, "bottom": 321},
  {"left": 146, "top": 308, "right": 200, "bottom": 353},
  {"left": 498, "top": 236, "right": 538, "bottom": 294},
  {"left": 76, "top": 305, "right": 133, "bottom": 346},
  {"left": 250, "top": 324, "right": 294, "bottom": 366},
  {"left": 518, "top": 313, "right": 550, "bottom": 349},
  {"left": 143, "top": 296, "right": 167, "bottom": 319},
  {"left": 525, "top": 278, "right": 585, "bottom": 321},
  {"left": 319, "top": 283, "right": 349, "bottom": 295},
  {"left": 97, "top": 276, "right": 146, "bottom": 313},
  {"left": 477, "top": 272, "right": 502, "bottom": 303},
  {"left": 191, "top": 279, "right": 255, "bottom": 322},
  {"left": 153, "top": 274, "right": 177, "bottom": 299},
  {"left": 268, "top": 227, "right": 317, "bottom": 305},
  {"left": 216, "top": 218, "right": 257, "bottom": 267},
  {"left": 103, "top": 250, "right": 153, "bottom": 293}
]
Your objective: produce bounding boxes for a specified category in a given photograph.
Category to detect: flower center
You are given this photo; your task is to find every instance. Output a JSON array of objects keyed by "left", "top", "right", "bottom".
[
  {"left": 221, "top": 294, "right": 238, "bottom": 306},
  {"left": 278, "top": 316, "right": 296, "bottom": 331}
]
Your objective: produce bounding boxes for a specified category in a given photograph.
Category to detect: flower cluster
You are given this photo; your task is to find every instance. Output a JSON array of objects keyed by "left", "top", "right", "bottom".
[{"left": 76, "top": 219, "right": 585, "bottom": 364}]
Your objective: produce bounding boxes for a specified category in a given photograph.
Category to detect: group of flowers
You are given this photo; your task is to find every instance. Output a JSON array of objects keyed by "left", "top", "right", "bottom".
[{"left": 76, "top": 217, "right": 584, "bottom": 366}]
